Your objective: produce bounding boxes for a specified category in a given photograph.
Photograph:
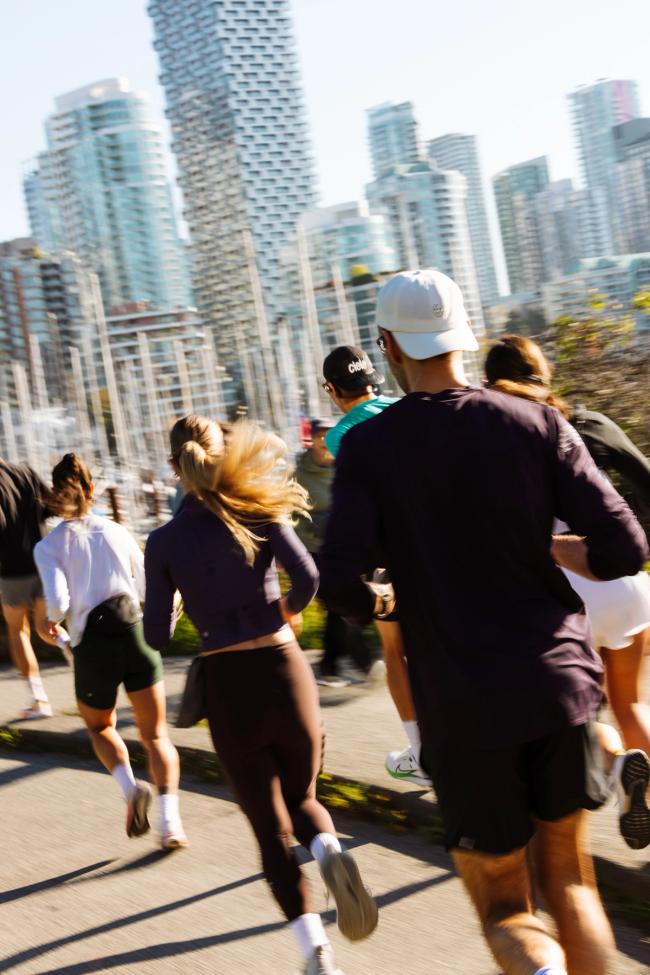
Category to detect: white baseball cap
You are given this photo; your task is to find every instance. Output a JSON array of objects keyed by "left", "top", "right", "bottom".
[{"left": 376, "top": 269, "right": 479, "bottom": 360}]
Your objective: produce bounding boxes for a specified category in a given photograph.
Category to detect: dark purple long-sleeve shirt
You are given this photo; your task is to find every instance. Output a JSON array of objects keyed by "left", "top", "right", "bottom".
[
  {"left": 320, "top": 387, "right": 649, "bottom": 749},
  {"left": 144, "top": 494, "right": 319, "bottom": 651}
]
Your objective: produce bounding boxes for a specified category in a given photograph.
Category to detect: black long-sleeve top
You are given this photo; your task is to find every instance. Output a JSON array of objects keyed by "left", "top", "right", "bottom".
[{"left": 320, "top": 388, "right": 648, "bottom": 750}]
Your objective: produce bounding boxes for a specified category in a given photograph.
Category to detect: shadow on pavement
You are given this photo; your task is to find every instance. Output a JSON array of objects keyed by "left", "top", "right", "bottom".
[
  {"left": 0, "top": 860, "right": 113, "bottom": 905},
  {"left": 24, "top": 923, "right": 286, "bottom": 975},
  {"left": 0, "top": 760, "right": 54, "bottom": 789},
  {"left": 10, "top": 873, "right": 454, "bottom": 975},
  {"left": 0, "top": 872, "right": 266, "bottom": 972}
]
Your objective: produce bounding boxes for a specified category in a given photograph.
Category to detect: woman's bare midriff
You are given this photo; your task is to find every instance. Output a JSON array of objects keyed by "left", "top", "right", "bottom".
[{"left": 199, "top": 624, "right": 294, "bottom": 658}]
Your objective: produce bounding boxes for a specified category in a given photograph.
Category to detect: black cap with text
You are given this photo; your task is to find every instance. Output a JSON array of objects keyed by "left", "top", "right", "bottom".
[{"left": 322, "top": 345, "right": 384, "bottom": 392}]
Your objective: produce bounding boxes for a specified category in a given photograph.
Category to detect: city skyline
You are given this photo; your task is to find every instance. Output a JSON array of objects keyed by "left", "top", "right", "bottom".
[{"left": 2, "top": 0, "right": 650, "bottom": 276}]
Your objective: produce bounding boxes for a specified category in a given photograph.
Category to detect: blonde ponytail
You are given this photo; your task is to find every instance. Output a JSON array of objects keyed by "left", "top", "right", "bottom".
[{"left": 170, "top": 415, "right": 309, "bottom": 565}]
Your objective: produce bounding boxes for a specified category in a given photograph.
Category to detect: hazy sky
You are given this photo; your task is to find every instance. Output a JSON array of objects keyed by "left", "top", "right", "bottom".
[{"left": 2, "top": 0, "right": 649, "bottom": 258}]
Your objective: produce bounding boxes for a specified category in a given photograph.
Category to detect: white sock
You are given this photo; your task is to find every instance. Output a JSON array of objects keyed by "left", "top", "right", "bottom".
[
  {"left": 310, "top": 832, "right": 342, "bottom": 867},
  {"left": 609, "top": 751, "right": 626, "bottom": 787},
  {"left": 158, "top": 792, "right": 183, "bottom": 832},
  {"left": 27, "top": 675, "right": 48, "bottom": 703},
  {"left": 111, "top": 762, "right": 137, "bottom": 802},
  {"left": 290, "top": 913, "right": 329, "bottom": 961},
  {"left": 532, "top": 968, "right": 568, "bottom": 975},
  {"left": 402, "top": 720, "right": 421, "bottom": 761}
]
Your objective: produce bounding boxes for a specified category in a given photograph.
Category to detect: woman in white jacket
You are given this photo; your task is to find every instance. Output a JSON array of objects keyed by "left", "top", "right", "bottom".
[{"left": 34, "top": 453, "right": 186, "bottom": 850}]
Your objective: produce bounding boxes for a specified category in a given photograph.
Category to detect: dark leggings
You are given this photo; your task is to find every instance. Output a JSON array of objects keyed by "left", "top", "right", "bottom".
[{"left": 204, "top": 639, "right": 335, "bottom": 920}]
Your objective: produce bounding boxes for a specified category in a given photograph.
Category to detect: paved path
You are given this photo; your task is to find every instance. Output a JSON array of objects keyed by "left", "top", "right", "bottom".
[
  {"left": 1, "top": 752, "right": 648, "bottom": 975},
  {"left": 1, "top": 656, "right": 649, "bottom": 893}
]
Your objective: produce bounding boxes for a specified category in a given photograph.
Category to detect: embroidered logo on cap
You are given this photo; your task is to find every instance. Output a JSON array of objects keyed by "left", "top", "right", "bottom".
[
  {"left": 432, "top": 303, "right": 444, "bottom": 317},
  {"left": 347, "top": 356, "right": 372, "bottom": 375}
]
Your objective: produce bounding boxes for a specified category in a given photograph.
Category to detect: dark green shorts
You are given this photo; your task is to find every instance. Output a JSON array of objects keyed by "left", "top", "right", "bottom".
[{"left": 73, "top": 620, "right": 163, "bottom": 711}]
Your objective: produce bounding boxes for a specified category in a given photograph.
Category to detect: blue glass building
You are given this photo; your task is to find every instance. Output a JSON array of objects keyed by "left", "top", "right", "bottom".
[{"left": 24, "top": 78, "right": 191, "bottom": 313}]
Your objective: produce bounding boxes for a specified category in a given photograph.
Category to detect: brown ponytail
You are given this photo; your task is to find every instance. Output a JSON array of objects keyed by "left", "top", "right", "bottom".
[
  {"left": 484, "top": 335, "right": 570, "bottom": 418},
  {"left": 49, "top": 453, "right": 94, "bottom": 518}
]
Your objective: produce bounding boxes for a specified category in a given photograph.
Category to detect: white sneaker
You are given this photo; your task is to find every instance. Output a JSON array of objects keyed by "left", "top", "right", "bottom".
[
  {"left": 19, "top": 700, "right": 53, "bottom": 720},
  {"left": 304, "top": 945, "right": 345, "bottom": 975},
  {"left": 316, "top": 673, "right": 351, "bottom": 688},
  {"left": 319, "top": 849, "right": 378, "bottom": 942},
  {"left": 385, "top": 747, "right": 431, "bottom": 788},
  {"left": 161, "top": 827, "right": 189, "bottom": 851}
]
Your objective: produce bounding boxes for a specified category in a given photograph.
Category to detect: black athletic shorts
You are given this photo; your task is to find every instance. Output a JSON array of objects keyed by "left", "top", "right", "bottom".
[
  {"left": 73, "top": 620, "right": 163, "bottom": 711},
  {"left": 421, "top": 720, "right": 610, "bottom": 855}
]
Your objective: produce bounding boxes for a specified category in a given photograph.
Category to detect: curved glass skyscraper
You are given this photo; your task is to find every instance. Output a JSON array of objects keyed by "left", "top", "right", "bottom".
[
  {"left": 24, "top": 78, "right": 190, "bottom": 313},
  {"left": 147, "top": 0, "right": 317, "bottom": 356}
]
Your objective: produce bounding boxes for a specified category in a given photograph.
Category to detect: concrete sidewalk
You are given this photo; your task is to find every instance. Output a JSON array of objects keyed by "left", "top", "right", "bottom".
[
  {"left": 1, "top": 654, "right": 649, "bottom": 903},
  {"left": 5, "top": 751, "right": 649, "bottom": 974}
]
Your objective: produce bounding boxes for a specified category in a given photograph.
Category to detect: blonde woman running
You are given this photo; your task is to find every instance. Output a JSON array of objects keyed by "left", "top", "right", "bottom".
[
  {"left": 144, "top": 416, "right": 377, "bottom": 975},
  {"left": 34, "top": 454, "right": 186, "bottom": 850}
]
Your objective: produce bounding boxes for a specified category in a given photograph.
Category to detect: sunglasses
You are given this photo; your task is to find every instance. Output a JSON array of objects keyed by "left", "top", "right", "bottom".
[{"left": 376, "top": 334, "right": 387, "bottom": 355}]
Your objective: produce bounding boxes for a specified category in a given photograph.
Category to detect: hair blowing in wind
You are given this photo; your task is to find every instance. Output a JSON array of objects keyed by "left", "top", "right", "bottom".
[{"left": 169, "top": 415, "right": 309, "bottom": 565}]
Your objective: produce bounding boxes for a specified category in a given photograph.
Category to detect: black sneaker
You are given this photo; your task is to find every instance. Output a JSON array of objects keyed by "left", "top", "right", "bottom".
[
  {"left": 126, "top": 782, "right": 152, "bottom": 838},
  {"left": 615, "top": 749, "right": 650, "bottom": 850}
]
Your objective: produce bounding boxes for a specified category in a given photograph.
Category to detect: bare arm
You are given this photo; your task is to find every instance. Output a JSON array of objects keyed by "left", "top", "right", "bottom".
[{"left": 550, "top": 534, "right": 599, "bottom": 581}]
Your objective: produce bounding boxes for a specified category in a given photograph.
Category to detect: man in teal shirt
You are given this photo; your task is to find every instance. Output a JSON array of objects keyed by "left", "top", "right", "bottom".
[
  {"left": 322, "top": 346, "right": 430, "bottom": 787},
  {"left": 322, "top": 346, "right": 397, "bottom": 458}
]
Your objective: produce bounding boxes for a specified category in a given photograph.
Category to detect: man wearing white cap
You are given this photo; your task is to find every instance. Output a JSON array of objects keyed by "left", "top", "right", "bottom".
[{"left": 320, "top": 268, "right": 649, "bottom": 975}]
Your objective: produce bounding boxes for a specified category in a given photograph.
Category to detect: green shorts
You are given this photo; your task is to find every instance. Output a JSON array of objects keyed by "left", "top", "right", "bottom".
[{"left": 73, "top": 620, "right": 163, "bottom": 711}]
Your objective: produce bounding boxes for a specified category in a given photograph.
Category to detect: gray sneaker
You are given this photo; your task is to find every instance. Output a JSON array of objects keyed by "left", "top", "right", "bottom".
[
  {"left": 304, "top": 945, "right": 345, "bottom": 975},
  {"left": 319, "top": 849, "right": 378, "bottom": 942},
  {"left": 126, "top": 782, "right": 152, "bottom": 838}
]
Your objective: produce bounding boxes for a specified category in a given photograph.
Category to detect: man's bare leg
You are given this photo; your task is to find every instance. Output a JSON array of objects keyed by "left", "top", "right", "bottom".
[
  {"left": 377, "top": 620, "right": 430, "bottom": 782},
  {"left": 375, "top": 621, "right": 416, "bottom": 721},
  {"left": 2, "top": 600, "right": 51, "bottom": 716},
  {"left": 535, "top": 810, "right": 614, "bottom": 975},
  {"left": 453, "top": 845, "right": 566, "bottom": 975},
  {"left": 2, "top": 602, "right": 41, "bottom": 681}
]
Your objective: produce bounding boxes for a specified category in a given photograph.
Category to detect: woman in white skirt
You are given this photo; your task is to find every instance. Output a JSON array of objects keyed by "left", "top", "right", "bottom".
[{"left": 485, "top": 335, "right": 650, "bottom": 850}]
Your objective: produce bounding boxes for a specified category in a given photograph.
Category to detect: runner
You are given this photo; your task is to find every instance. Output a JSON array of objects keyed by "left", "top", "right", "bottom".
[
  {"left": 0, "top": 457, "right": 60, "bottom": 719},
  {"left": 320, "top": 268, "right": 648, "bottom": 975},
  {"left": 322, "top": 346, "right": 429, "bottom": 787},
  {"left": 144, "top": 415, "right": 377, "bottom": 975},
  {"left": 33, "top": 453, "right": 186, "bottom": 850},
  {"left": 295, "top": 418, "right": 375, "bottom": 688},
  {"left": 485, "top": 334, "right": 650, "bottom": 849}
]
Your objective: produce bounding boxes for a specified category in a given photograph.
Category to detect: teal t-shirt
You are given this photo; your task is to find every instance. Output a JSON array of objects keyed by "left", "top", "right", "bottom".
[{"left": 325, "top": 395, "right": 398, "bottom": 458}]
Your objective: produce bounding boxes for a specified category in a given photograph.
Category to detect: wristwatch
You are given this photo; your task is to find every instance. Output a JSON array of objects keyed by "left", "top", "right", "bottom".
[{"left": 373, "top": 586, "right": 395, "bottom": 619}]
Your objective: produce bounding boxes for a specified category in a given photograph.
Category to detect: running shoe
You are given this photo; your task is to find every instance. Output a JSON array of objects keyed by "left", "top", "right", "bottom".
[
  {"left": 615, "top": 749, "right": 650, "bottom": 850},
  {"left": 318, "top": 849, "right": 378, "bottom": 942},
  {"left": 161, "top": 828, "right": 189, "bottom": 851},
  {"left": 126, "top": 781, "right": 152, "bottom": 838},
  {"left": 304, "top": 945, "right": 345, "bottom": 975},
  {"left": 385, "top": 747, "right": 431, "bottom": 788},
  {"left": 19, "top": 701, "right": 53, "bottom": 720},
  {"left": 316, "top": 673, "right": 351, "bottom": 688}
]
